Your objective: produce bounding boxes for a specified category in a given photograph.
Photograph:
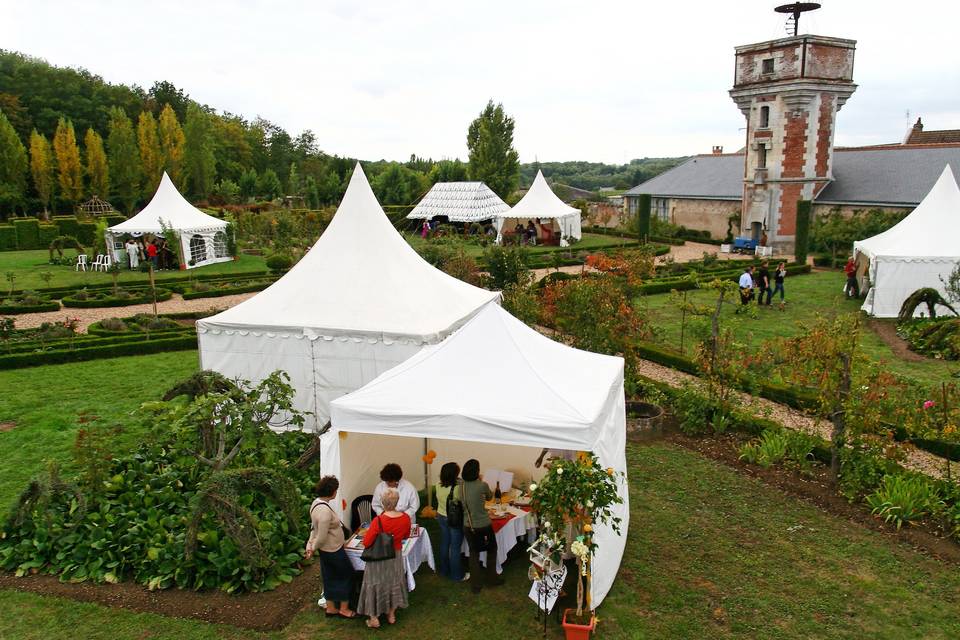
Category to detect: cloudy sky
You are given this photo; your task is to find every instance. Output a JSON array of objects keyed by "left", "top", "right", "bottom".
[{"left": 5, "top": 0, "right": 959, "bottom": 163}]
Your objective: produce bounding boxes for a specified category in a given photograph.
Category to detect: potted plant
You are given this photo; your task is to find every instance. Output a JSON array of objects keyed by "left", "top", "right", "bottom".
[{"left": 529, "top": 452, "right": 623, "bottom": 638}]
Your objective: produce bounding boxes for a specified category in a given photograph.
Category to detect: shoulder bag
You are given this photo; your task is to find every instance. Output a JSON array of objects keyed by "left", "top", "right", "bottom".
[
  {"left": 360, "top": 515, "right": 396, "bottom": 562},
  {"left": 446, "top": 481, "right": 464, "bottom": 529}
]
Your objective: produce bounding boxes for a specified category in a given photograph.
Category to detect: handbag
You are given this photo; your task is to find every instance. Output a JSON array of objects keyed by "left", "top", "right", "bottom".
[
  {"left": 360, "top": 516, "right": 396, "bottom": 562},
  {"left": 446, "top": 481, "right": 464, "bottom": 529}
]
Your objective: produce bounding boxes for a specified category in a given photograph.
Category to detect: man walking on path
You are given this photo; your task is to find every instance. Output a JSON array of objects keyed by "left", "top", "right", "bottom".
[
  {"left": 739, "top": 266, "right": 755, "bottom": 307},
  {"left": 757, "top": 261, "right": 771, "bottom": 306}
]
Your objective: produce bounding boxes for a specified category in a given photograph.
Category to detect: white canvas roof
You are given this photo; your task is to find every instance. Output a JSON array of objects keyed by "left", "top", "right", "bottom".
[
  {"left": 328, "top": 303, "right": 628, "bottom": 606},
  {"left": 508, "top": 170, "right": 581, "bottom": 221},
  {"left": 407, "top": 181, "right": 510, "bottom": 222},
  {"left": 108, "top": 172, "right": 227, "bottom": 234},
  {"left": 200, "top": 164, "right": 500, "bottom": 340},
  {"left": 854, "top": 165, "right": 960, "bottom": 317}
]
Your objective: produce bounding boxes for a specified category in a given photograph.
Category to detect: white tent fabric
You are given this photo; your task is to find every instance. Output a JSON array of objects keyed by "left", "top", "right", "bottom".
[
  {"left": 407, "top": 181, "right": 510, "bottom": 222},
  {"left": 197, "top": 164, "right": 500, "bottom": 427},
  {"left": 106, "top": 172, "right": 230, "bottom": 269},
  {"left": 497, "top": 170, "right": 582, "bottom": 246},
  {"left": 327, "top": 303, "right": 628, "bottom": 607},
  {"left": 854, "top": 165, "right": 960, "bottom": 317}
]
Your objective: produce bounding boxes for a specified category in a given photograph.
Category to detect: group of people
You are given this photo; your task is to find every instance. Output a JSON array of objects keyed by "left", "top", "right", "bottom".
[
  {"left": 305, "top": 460, "right": 505, "bottom": 630},
  {"left": 738, "top": 261, "right": 787, "bottom": 308},
  {"left": 123, "top": 236, "right": 174, "bottom": 270}
]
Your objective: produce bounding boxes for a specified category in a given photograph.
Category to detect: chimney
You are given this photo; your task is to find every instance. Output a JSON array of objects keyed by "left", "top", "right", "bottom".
[{"left": 712, "top": 145, "right": 724, "bottom": 155}]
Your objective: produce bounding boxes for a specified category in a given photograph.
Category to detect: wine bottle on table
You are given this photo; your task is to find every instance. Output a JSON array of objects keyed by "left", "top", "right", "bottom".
[{"left": 494, "top": 481, "right": 502, "bottom": 514}]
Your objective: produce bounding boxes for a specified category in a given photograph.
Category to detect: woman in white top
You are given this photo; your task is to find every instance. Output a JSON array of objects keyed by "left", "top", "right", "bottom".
[{"left": 371, "top": 463, "right": 420, "bottom": 523}]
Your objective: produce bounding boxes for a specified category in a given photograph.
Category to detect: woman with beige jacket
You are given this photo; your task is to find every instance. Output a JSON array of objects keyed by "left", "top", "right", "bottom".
[{"left": 305, "top": 475, "right": 358, "bottom": 619}]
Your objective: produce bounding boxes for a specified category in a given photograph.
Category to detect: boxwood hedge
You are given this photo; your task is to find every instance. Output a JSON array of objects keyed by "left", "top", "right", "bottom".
[{"left": 61, "top": 288, "right": 173, "bottom": 308}]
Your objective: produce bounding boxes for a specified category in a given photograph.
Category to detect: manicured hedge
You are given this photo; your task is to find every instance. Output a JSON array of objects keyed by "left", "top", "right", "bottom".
[
  {"left": 61, "top": 288, "right": 173, "bottom": 308},
  {"left": 0, "top": 334, "right": 197, "bottom": 370},
  {"left": 38, "top": 224, "right": 60, "bottom": 247},
  {"left": 635, "top": 342, "right": 700, "bottom": 375},
  {"left": 0, "top": 300, "right": 61, "bottom": 314},
  {"left": 52, "top": 216, "right": 81, "bottom": 240},
  {"left": 12, "top": 219, "right": 40, "bottom": 250},
  {"left": 1, "top": 329, "right": 193, "bottom": 354},
  {"left": 11, "top": 270, "right": 271, "bottom": 298},
  {"left": 0, "top": 225, "right": 16, "bottom": 250},
  {"left": 181, "top": 280, "right": 273, "bottom": 300},
  {"left": 75, "top": 221, "right": 98, "bottom": 246}
]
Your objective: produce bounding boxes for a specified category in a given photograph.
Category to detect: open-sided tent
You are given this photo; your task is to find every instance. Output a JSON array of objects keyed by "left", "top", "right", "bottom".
[
  {"left": 107, "top": 172, "right": 230, "bottom": 269},
  {"left": 407, "top": 181, "right": 510, "bottom": 223},
  {"left": 854, "top": 165, "right": 960, "bottom": 318},
  {"left": 327, "top": 303, "right": 628, "bottom": 607},
  {"left": 197, "top": 165, "right": 500, "bottom": 427},
  {"left": 497, "top": 170, "right": 582, "bottom": 246}
]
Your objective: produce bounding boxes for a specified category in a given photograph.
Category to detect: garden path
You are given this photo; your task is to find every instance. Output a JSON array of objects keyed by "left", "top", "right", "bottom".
[
  {"left": 11, "top": 292, "right": 258, "bottom": 332},
  {"left": 634, "top": 357, "right": 951, "bottom": 480}
]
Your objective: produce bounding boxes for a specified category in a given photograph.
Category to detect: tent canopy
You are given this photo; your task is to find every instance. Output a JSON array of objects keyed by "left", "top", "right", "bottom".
[
  {"left": 200, "top": 165, "right": 500, "bottom": 340},
  {"left": 108, "top": 172, "right": 227, "bottom": 234},
  {"left": 328, "top": 303, "right": 628, "bottom": 606},
  {"left": 497, "top": 170, "right": 582, "bottom": 244},
  {"left": 407, "top": 181, "right": 510, "bottom": 222},
  {"left": 854, "top": 165, "right": 960, "bottom": 317}
]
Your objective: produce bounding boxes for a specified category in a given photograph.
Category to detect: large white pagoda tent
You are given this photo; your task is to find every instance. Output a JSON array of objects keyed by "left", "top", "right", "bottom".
[
  {"left": 854, "top": 165, "right": 960, "bottom": 318},
  {"left": 407, "top": 181, "right": 509, "bottom": 222},
  {"left": 327, "top": 302, "right": 628, "bottom": 607},
  {"left": 497, "top": 170, "right": 582, "bottom": 246},
  {"left": 197, "top": 165, "right": 500, "bottom": 427},
  {"left": 107, "top": 172, "right": 230, "bottom": 269}
]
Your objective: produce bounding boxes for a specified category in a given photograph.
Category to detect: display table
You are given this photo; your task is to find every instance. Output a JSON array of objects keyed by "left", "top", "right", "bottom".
[
  {"left": 462, "top": 506, "right": 536, "bottom": 574},
  {"left": 344, "top": 529, "right": 435, "bottom": 591}
]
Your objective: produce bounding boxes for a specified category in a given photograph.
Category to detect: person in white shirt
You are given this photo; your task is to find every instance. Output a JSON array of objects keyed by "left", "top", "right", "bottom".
[
  {"left": 372, "top": 463, "right": 420, "bottom": 523},
  {"left": 125, "top": 238, "right": 140, "bottom": 269},
  {"left": 738, "top": 266, "right": 755, "bottom": 306}
]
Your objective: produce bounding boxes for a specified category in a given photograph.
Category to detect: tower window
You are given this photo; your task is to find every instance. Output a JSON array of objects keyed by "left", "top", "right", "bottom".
[
  {"left": 761, "top": 58, "right": 774, "bottom": 74},
  {"left": 757, "top": 145, "right": 767, "bottom": 169},
  {"left": 759, "top": 105, "right": 770, "bottom": 129}
]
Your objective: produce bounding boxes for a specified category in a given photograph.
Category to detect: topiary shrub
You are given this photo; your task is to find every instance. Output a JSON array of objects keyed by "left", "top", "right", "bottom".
[
  {"left": 265, "top": 253, "right": 293, "bottom": 273},
  {"left": 12, "top": 219, "right": 40, "bottom": 250},
  {"left": 898, "top": 288, "right": 958, "bottom": 322},
  {"left": 0, "top": 225, "right": 17, "bottom": 251}
]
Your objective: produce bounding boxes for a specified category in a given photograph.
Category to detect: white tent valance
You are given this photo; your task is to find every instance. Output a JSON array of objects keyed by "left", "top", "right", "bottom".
[
  {"left": 854, "top": 165, "right": 960, "bottom": 317},
  {"left": 497, "top": 170, "right": 582, "bottom": 246},
  {"left": 407, "top": 181, "right": 510, "bottom": 222},
  {"left": 328, "top": 303, "right": 628, "bottom": 607}
]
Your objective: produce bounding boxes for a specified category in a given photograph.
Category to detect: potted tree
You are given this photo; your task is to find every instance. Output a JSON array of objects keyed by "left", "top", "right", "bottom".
[{"left": 529, "top": 452, "right": 623, "bottom": 639}]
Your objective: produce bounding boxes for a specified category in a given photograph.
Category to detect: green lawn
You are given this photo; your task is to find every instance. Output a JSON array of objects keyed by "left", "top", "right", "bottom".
[
  {"left": 0, "top": 251, "right": 267, "bottom": 291},
  {"left": 2, "top": 352, "right": 960, "bottom": 638},
  {"left": 639, "top": 269, "right": 957, "bottom": 387},
  {"left": 402, "top": 232, "right": 632, "bottom": 258}
]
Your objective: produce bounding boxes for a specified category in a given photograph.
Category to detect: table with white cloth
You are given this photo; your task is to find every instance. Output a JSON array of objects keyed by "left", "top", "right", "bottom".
[
  {"left": 344, "top": 529, "right": 435, "bottom": 591},
  {"left": 462, "top": 506, "right": 537, "bottom": 574}
]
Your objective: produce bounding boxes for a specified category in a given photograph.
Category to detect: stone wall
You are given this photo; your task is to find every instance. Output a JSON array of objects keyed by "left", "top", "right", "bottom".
[{"left": 668, "top": 198, "right": 741, "bottom": 239}]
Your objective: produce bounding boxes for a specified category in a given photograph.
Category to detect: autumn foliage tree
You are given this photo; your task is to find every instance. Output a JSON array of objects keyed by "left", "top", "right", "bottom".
[
  {"left": 29, "top": 130, "right": 53, "bottom": 216},
  {"left": 53, "top": 117, "right": 83, "bottom": 207},
  {"left": 107, "top": 107, "right": 141, "bottom": 213},
  {"left": 158, "top": 104, "right": 185, "bottom": 184},
  {"left": 83, "top": 128, "right": 109, "bottom": 200},
  {"left": 137, "top": 111, "right": 163, "bottom": 194}
]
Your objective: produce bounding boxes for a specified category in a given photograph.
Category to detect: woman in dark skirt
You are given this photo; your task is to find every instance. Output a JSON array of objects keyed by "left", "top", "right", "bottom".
[
  {"left": 358, "top": 488, "right": 410, "bottom": 628},
  {"left": 305, "top": 475, "right": 357, "bottom": 619}
]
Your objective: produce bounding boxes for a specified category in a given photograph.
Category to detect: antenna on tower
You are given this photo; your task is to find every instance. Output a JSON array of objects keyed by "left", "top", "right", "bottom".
[{"left": 775, "top": 2, "right": 821, "bottom": 37}]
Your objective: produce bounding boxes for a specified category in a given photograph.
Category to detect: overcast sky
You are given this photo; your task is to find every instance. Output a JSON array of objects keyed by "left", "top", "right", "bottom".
[{"left": 4, "top": 0, "right": 959, "bottom": 164}]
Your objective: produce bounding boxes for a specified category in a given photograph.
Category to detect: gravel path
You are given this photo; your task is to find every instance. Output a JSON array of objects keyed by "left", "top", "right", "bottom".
[
  {"left": 635, "top": 357, "right": 950, "bottom": 479},
  {"left": 13, "top": 292, "right": 258, "bottom": 333}
]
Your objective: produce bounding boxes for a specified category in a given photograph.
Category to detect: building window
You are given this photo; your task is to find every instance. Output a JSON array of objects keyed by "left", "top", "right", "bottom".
[
  {"left": 759, "top": 105, "right": 770, "bottom": 129},
  {"left": 761, "top": 58, "right": 774, "bottom": 74},
  {"left": 652, "top": 197, "right": 669, "bottom": 221},
  {"left": 757, "top": 145, "right": 767, "bottom": 169},
  {"left": 189, "top": 234, "right": 208, "bottom": 265}
]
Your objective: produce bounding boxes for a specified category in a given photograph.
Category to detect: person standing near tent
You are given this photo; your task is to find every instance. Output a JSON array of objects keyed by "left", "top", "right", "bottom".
[
  {"left": 305, "top": 475, "right": 358, "bottom": 620},
  {"left": 358, "top": 489, "right": 410, "bottom": 628},
  {"left": 461, "top": 458, "right": 504, "bottom": 594},
  {"left": 146, "top": 239, "right": 158, "bottom": 269},
  {"left": 434, "top": 462, "right": 468, "bottom": 583},
  {"left": 125, "top": 238, "right": 140, "bottom": 269},
  {"left": 420, "top": 219, "right": 430, "bottom": 239},
  {"left": 372, "top": 463, "right": 420, "bottom": 524},
  {"left": 844, "top": 257, "right": 859, "bottom": 298}
]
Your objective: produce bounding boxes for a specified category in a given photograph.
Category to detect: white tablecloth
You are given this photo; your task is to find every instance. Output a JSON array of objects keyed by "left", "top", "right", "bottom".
[
  {"left": 462, "top": 507, "right": 537, "bottom": 574},
  {"left": 345, "top": 531, "right": 435, "bottom": 591}
]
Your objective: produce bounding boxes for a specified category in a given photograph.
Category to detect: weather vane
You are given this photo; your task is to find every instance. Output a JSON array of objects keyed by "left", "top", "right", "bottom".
[{"left": 775, "top": 2, "right": 821, "bottom": 37}]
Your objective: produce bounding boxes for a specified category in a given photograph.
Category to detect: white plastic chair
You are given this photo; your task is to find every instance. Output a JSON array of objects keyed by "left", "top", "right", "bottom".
[
  {"left": 92, "top": 254, "right": 108, "bottom": 272},
  {"left": 75, "top": 255, "right": 87, "bottom": 272}
]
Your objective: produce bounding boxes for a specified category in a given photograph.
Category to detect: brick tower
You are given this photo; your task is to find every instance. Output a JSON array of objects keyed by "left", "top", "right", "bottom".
[{"left": 729, "top": 35, "right": 856, "bottom": 250}]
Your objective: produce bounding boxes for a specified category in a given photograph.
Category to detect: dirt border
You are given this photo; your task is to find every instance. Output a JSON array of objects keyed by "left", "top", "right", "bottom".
[{"left": 866, "top": 318, "right": 930, "bottom": 362}]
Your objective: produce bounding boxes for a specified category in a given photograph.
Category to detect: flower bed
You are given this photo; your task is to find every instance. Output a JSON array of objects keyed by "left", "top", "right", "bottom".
[
  {"left": 61, "top": 288, "right": 173, "bottom": 308},
  {"left": 0, "top": 290, "right": 61, "bottom": 314},
  {"left": 86, "top": 314, "right": 190, "bottom": 336},
  {"left": 898, "top": 318, "right": 960, "bottom": 361}
]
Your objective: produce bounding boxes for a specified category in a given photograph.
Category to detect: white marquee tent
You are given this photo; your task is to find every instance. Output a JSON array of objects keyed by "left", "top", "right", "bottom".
[
  {"left": 197, "top": 165, "right": 500, "bottom": 427},
  {"left": 327, "top": 303, "right": 628, "bottom": 607},
  {"left": 407, "top": 181, "right": 510, "bottom": 222},
  {"left": 854, "top": 165, "right": 960, "bottom": 318},
  {"left": 497, "top": 170, "right": 582, "bottom": 246},
  {"left": 107, "top": 172, "right": 230, "bottom": 269}
]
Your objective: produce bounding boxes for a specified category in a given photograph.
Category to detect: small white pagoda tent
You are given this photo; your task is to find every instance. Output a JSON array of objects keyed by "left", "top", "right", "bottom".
[
  {"left": 497, "top": 170, "right": 582, "bottom": 246},
  {"left": 106, "top": 172, "right": 230, "bottom": 269},
  {"left": 197, "top": 165, "right": 500, "bottom": 427},
  {"left": 407, "top": 181, "right": 509, "bottom": 223},
  {"left": 328, "top": 302, "right": 628, "bottom": 607},
  {"left": 854, "top": 165, "right": 960, "bottom": 318}
]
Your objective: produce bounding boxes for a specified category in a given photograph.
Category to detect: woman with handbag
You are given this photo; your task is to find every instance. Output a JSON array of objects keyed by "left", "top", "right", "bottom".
[
  {"left": 461, "top": 459, "right": 504, "bottom": 594},
  {"left": 435, "top": 462, "right": 468, "bottom": 582},
  {"left": 358, "top": 488, "right": 410, "bottom": 628},
  {"left": 305, "top": 475, "right": 357, "bottom": 619}
]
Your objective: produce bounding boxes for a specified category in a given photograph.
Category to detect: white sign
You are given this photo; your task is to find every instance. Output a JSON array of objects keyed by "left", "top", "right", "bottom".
[{"left": 528, "top": 565, "right": 567, "bottom": 613}]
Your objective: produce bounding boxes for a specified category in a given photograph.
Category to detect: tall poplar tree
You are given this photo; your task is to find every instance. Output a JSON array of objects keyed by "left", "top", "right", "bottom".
[
  {"left": 158, "top": 103, "right": 185, "bottom": 184},
  {"left": 183, "top": 104, "right": 217, "bottom": 199},
  {"left": 29, "top": 130, "right": 54, "bottom": 216},
  {"left": 107, "top": 107, "right": 141, "bottom": 213},
  {"left": 137, "top": 111, "right": 163, "bottom": 194},
  {"left": 84, "top": 128, "right": 109, "bottom": 200},
  {"left": 0, "top": 109, "right": 28, "bottom": 215},
  {"left": 466, "top": 100, "right": 520, "bottom": 199},
  {"left": 53, "top": 117, "right": 84, "bottom": 207}
]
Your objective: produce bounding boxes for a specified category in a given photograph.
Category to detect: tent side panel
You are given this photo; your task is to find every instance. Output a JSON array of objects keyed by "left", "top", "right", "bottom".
[
  {"left": 864, "top": 258, "right": 960, "bottom": 318},
  {"left": 335, "top": 432, "right": 426, "bottom": 515}
]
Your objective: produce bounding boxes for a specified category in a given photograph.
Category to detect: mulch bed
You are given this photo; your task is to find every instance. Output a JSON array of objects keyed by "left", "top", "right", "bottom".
[
  {"left": 659, "top": 429, "right": 960, "bottom": 564},
  {"left": 0, "top": 563, "right": 321, "bottom": 631}
]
